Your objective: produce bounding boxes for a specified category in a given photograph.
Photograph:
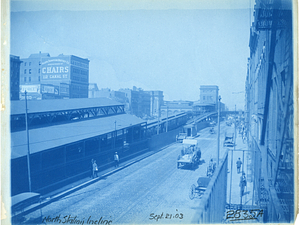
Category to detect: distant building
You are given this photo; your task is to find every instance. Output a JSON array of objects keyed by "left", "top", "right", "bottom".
[
  {"left": 161, "top": 100, "right": 193, "bottom": 116},
  {"left": 10, "top": 55, "right": 22, "bottom": 100},
  {"left": 146, "top": 90, "right": 164, "bottom": 117},
  {"left": 199, "top": 85, "right": 219, "bottom": 111},
  {"left": 88, "top": 84, "right": 127, "bottom": 103},
  {"left": 118, "top": 87, "right": 163, "bottom": 119},
  {"left": 20, "top": 52, "right": 89, "bottom": 99},
  {"left": 119, "top": 87, "right": 149, "bottom": 117}
]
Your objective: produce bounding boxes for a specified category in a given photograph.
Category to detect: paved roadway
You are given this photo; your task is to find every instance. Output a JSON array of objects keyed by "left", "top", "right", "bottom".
[{"left": 26, "top": 122, "right": 230, "bottom": 224}]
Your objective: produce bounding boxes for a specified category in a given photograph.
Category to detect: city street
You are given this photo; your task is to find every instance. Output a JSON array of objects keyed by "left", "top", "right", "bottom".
[{"left": 25, "top": 122, "right": 230, "bottom": 224}]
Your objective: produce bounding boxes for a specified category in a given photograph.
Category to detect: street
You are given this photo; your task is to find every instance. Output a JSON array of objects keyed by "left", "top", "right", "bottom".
[{"left": 26, "top": 123, "right": 230, "bottom": 224}]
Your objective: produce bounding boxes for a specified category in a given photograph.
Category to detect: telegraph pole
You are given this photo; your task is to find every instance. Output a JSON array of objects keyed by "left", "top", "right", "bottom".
[
  {"left": 25, "top": 91, "right": 32, "bottom": 192},
  {"left": 217, "top": 96, "right": 221, "bottom": 165}
]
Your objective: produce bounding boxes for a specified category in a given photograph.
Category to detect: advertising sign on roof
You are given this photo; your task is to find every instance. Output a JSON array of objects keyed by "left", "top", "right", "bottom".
[{"left": 41, "top": 58, "right": 70, "bottom": 80}]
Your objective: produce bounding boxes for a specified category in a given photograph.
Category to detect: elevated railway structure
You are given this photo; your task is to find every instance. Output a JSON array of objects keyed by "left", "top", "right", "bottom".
[
  {"left": 10, "top": 99, "right": 190, "bottom": 196},
  {"left": 11, "top": 98, "right": 230, "bottom": 197}
]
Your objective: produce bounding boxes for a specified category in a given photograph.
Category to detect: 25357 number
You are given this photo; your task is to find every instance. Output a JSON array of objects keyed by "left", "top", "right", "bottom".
[{"left": 225, "top": 209, "right": 264, "bottom": 222}]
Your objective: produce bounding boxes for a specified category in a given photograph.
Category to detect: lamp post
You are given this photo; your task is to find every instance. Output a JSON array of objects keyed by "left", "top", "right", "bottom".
[
  {"left": 217, "top": 95, "right": 221, "bottom": 165},
  {"left": 25, "top": 91, "right": 32, "bottom": 192}
]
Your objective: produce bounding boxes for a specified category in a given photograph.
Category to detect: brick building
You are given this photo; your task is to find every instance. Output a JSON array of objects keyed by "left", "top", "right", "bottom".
[
  {"left": 246, "top": 0, "right": 294, "bottom": 221},
  {"left": 10, "top": 55, "right": 22, "bottom": 100},
  {"left": 19, "top": 52, "right": 89, "bottom": 99}
]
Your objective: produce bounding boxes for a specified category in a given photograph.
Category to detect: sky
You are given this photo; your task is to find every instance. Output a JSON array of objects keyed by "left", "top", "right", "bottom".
[{"left": 10, "top": 0, "right": 254, "bottom": 110}]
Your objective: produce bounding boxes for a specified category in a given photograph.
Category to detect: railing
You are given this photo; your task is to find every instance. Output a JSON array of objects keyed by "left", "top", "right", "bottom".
[
  {"left": 192, "top": 150, "right": 228, "bottom": 223},
  {"left": 265, "top": 186, "right": 287, "bottom": 222}
]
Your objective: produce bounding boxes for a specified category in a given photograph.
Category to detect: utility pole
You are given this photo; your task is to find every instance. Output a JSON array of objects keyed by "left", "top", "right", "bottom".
[
  {"left": 114, "top": 120, "right": 117, "bottom": 149},
  {"left": 166, "top": 103, "right": 169, "bottom": 132},
  {"left": 157, "top": 116, "right": 160, "bottom": 135},
  {"left": 229, "top": 104, "right": 236, "bottom": 205},
  {"left": 25, "top": 91, "right": 32, "bottom": 192},
  {"left": 217, "top": 95, "right": 221, "bottom": 165}
]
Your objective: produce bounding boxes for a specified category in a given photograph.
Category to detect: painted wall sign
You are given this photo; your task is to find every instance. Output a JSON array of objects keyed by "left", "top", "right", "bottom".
[{"left": 41, "top": 58, "right": 70, "bottom": 80}]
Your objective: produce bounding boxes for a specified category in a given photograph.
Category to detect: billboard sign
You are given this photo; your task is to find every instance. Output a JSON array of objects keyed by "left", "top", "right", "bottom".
[
  {"left": 20, "top": 85, "right": 40, "bottom": 93},
  {"left": 19, "top": 92, "right": 42, "bottom": 100},
  {"left": 41, "top": 84, "right": 59, "bottom": 95},
  {"left": 41, "top": 58, "right": 70, "bottom": 80}
]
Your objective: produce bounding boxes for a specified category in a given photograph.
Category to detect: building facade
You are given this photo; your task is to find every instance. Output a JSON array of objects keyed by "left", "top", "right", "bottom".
[
  {"left": 161, "top": 100, "right": 193, "bottom": 116},
  {"left": 10, "top": 55, "right": 22, "bottom": 100},
  {"left": 88, "top": 84, "right": 127, "bottom": 104},
  {"left": 246, "top": 0, "right": 294, "bottom": 222},
  {"left": 146, "top": 90, "right": 164, "bottom": 117},
  {"left": 19, "top": 52, "right": 89, "bottom": 99},
  {"left": 199, "top": 85, "right": 219, "bottom": 111}
]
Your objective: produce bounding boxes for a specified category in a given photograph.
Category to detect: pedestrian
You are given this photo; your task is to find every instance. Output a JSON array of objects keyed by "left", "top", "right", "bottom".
[
  {"left": 93, "top": 160, "right": 98, "bottom": 178},
  {"left": 239, "top": 172, "right": 247, "bottom": 198},
  {"left": 236, "top": 158, "right": 242, "bottom": 174},
  {"left": 114, "top": 152, "right": 119, "bottom": 168},
  {"left": 90, "top": 159, "right": 94, "bottom": 178},
  {"left": 242, "top": 132, "right": 247, "bottom": 143}
]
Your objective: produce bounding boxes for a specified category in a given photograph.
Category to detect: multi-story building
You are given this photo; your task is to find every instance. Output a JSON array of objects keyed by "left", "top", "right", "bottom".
[
  {"left": 119, "top": 88, "right": 139, "bottom": 116},
  {"left": 146, "top": 90, "right": 164, "bottom": 117},
  {"left": 88, "top": 84, "right": 127, "bottom": 103},
  {"left": 246, "top": 0, "right": 294, "bottom": 222},
  {"left": 10, "top": 55, "right": 22, "bottom": 100},
  {"left": 19, "top": 52, "right": 89, "bottom": 99},
  {"left": 161, "top": 100, "right": 193, "bottom": 116},
  {"left": 118, "top": 87, "right": 163, "bottom": 119},
  {"left": 199, "top": 85, "right": 219, "bottom": 111}
]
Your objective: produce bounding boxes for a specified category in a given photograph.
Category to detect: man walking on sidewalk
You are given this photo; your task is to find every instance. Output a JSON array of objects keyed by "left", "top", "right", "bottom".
[
  {"left": 114, "top": 152, "right": 119, "bottom": 168},
  {"left": 239, "top": 172, "right": 247, "bottom": 205},
  {"left": 236, "top": 158, "right": 242, "bottom": 174}
]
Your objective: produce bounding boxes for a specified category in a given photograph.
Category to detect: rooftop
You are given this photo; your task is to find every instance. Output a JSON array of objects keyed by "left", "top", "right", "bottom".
[
  {"left": 11, "top": 113, "right": 145, "bottom": 159},
  {"left": 11, "top": 98, "right": 124, "bottom": 115},
  {"left": 28, "top": 52, "right": 50, "bottom": 58}
]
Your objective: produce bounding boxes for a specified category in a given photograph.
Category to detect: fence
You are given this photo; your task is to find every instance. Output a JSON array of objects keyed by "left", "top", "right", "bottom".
[{"left": 192, "top": 150, "right": 228, "bottom": 223}]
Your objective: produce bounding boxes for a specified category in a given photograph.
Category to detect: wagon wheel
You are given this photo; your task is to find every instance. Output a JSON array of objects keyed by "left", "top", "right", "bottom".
[{"left": 189, "top": 184, "right": 196, "bottom": 200}]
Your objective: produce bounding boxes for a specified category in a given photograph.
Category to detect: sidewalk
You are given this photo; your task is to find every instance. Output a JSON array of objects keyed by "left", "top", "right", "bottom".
[{"left": 227, "top": 133, "right": 255, "bottom": 207}]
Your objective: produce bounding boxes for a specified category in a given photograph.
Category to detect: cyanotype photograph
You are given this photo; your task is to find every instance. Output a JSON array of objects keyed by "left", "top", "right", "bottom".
[{"left": 2, "top": 0, "right": 297, "bottom": 224}]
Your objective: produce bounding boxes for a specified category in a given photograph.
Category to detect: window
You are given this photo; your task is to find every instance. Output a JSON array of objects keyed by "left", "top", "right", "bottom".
[
  {"left": 29, "top": 69, "right": 31, "bottom": 74},
  {"left": 38, "top": 76, "right": 40, "bottom": 82},
  {"left": 24, "top": 69, "right": 26, "bottom": 74},
  {"left": 38, "top": 69, "right": 40, "bottom": 73},
  {"left": 29, "top": 62, "right": 31, "bottom": 66},
  {"left": 24, "top": 77, "right": 26, "bottom": 82},
  {"left": 29, "top": 77, "right": 31, "bottom": 82},
  {"left": 24, "top": 62, "right": 26, "bottom": 66}
]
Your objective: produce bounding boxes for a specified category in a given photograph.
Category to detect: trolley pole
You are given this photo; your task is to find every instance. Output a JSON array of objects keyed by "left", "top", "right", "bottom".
[
  {"left": 217, "top": 95, "right": 221, "bottom": 165},
  {"left": 25, "top": 91, "right": 32, "bottom": 192}
]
